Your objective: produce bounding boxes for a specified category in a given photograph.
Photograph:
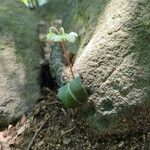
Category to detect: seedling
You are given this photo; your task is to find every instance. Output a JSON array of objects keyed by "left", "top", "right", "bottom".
[
  {"left": 47, "top": 27, "right": 87, "bottom": 108},
  {"left": 47, "top": 27, "right": 78, "bottom": 79}
]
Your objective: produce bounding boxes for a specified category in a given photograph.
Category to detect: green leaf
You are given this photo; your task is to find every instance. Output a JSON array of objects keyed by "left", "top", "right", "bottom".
[
  {"left": 51, "top": 35, "right": 62, "bottom": 42},
  {"left": 47, "top": 26, "right": 78, "bottom": 43},
  {"left": 66, "top": 34, "right": 76, "bottom": 43},
  {"left": 61, "top": 33, "right": 68, "bottom": 41},
  {"left": 66, "top": 32, "right": 78, "bottom": 43},
  {"left": 20, "top": 0, "right": 29, "bottom": 6},
  {"left": 47, "top": 32, "right": 56, "bottom": 39},
  {"left": 69, "top": 32, "right": 78, "bottom": 37}
]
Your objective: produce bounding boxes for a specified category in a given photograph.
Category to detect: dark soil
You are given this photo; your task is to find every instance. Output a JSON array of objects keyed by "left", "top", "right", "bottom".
[{"left": 0, "top": 88, "right": 150, "bottom": 150}]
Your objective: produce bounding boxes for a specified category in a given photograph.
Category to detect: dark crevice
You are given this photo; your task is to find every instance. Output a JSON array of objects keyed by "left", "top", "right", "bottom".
[
  {"left": 40, "top": 62, "right": 58, "bottom": 90},
  {"left": 38, "top": 40, "right": 58, "bottom": 90}
]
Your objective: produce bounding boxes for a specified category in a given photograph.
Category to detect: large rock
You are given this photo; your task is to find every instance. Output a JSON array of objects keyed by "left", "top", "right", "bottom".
[
  {"left": 63, "top": 0, "right": 150, "bottom": 134},
  {"left": 0, "top": 0, "right": 41, "bottom": 128}
]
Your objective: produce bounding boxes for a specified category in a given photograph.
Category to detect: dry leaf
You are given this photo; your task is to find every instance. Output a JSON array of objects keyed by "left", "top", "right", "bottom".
[{"left": 17, "top": 123, "right": 30, "bottom": 136}]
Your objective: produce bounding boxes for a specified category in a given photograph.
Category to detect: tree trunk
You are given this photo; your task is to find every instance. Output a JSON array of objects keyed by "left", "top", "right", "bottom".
[{"left": 61, "top": 0, "right": 150, "bottom": 134}]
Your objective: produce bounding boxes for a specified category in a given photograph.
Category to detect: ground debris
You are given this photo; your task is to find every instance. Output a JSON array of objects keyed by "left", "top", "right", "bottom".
[{"left": 0, "top": 88, "right": 150, "bottom": 150}]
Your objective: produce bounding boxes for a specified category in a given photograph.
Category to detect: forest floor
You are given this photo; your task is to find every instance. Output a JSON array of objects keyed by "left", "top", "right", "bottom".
[
  {"left": 0, "top": 10, "right": 150, "bottom": 150},
  {"left": 0, "top": 88, "right": 150, "bottom": 150}
]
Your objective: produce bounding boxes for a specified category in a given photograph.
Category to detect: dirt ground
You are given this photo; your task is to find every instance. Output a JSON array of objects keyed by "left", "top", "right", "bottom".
[{"left": 0, "top": 88, "right": 149, "bottom": 150}]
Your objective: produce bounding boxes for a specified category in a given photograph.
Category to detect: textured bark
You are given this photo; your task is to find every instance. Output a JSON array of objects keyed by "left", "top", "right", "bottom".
[
  {"left": 62, "top": 0, "right": 150, "bottom": 134},
  {"left": 41, "top": 0, "right": 150, "bottom": 134}
]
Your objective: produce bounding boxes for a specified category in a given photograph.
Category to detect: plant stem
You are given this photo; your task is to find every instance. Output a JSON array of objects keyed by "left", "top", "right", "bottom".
[{"left": 60, "top": 41, "right": 75, "bottom": 79}]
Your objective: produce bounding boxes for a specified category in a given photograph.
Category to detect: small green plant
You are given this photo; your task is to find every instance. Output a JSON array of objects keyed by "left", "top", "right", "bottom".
[
  {"left": 20, "top": 0, "right": 47, "bottom": 8},
  {"left": 47, "top": 27, "right": 78, "bottom": 43},
  {"left": 47, "top": 27, "right": 78, "bottom": 79},
  {"left": 21, "top": 0, "right": 38, "bottom": 8},
  {"left": 47, "top": 27, "right": 88, "bottom": 108}
]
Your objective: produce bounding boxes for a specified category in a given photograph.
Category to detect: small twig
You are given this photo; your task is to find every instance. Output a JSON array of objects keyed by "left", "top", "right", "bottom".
[
  {"left": 60, "top": 41, "right": 75, "bottom": 79},
  {"left": 61, "top": 127, "right": 76, "bottom": 136},
  {"left": 26, "top": 116, "right": 50, "bottom": 150},
  {"left": 48, "top": 101, "right": 61, "bottom": 105}
]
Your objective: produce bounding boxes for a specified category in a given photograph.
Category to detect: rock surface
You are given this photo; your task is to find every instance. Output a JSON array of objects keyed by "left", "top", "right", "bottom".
[
  {"left": 63, "top": 0, "right": 150, "bottom": 134},
  {"left": 0, "top": 0, "right": 41, "bottom": 128}
]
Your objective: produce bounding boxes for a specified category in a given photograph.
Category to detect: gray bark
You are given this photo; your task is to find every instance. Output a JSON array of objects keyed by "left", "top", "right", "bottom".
[
  {"left": 0, "top": 0, "right": 41, "bottom": 128},
  {"left": 62, "top": 0, "right": 150, "bottom": 134}
]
